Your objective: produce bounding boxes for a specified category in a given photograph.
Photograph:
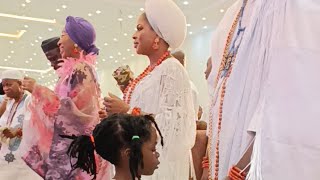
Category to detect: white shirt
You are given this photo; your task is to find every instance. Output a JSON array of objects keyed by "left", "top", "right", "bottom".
[{"left": 0, "top": 93, "right": 31, "bottom": 165}]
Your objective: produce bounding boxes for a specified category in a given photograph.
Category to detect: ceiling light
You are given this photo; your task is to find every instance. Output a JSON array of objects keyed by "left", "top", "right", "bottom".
[
  {"left": 25, "top": 0, "right": 31, "bottom": 3},
  {"left": 113, "top": 38, "right": 118, "bottom": 42},
  {"left": 0, "top": 30, "right": 26, "bottom": 38},
  {"left": 122, "top": 57, "right": 126, "bottom": 60},
  {"left": 203, "top": 26, "right": 208, "bottom": 29},
  {"left": 35, "top": 39, "right": 39, "bottom": 43},
  {"left": 118, "top": 52, "right": 122, "bottom": 56},
  {"left": 127, "top": 49, "right": 130, "bottom": 52},
  {"left": 25, "top": 61, "right": 29, "bottom": 63},
  {"left": 30, "top": 43, "right": 34, "bottom": 46},
  {"left": 115, "top": 60, "right": 118, "bottom": 63},
  {"left": 4, "top": 59, "right": 8, "bottom": 61},
  {"left": 9, "top": 41, "right": 13, "bottom": 44},
  {"left": 117, "top": 18, "right": 123, "bottom": 21},
  {"left": 0, "top": 13, "right": 56, "bottom": 23},
  {"left": 96, "top": 10, "right": 101, "bottom": 14},
  {"left": 140, "top": 8, "right": 144, "bottom": 11},
  {"left": 48, "top": 28, "right": 53, "bottom": 31},
  {"left": 123, "top": 33, "right": 128, "bottom": 36},
  {"left": 220, "top": 9, "right": 225, "bottom": 13},
  {"left": 189, "top": 31, "right": 193, "bottom": 35},
  {"left": 131, "top": 54, "right": 134, "bottom": 57},
  {"left": 7, "top": 56, "right": 11, "bottom": 58},
  {"left": 62, "top": 5, "right": 67, "bottom": 9},
  {"left": 38, "top": 36, "right": 43, "bottom": 39},
  {"left": 56, "top": 9, "right": 60, "bottom": 12},
  {"left": 183, "top": 1, "right": 189, "bottom": 5},
  {"left": 187, "top": 24, "right": 191, "bottom": 27},
  {"left": 10, "top": 51, "right": 14, "bottom": 54},
  {"left": 202, "top": 17, "right": 207, "bottom": 21},
  {"left": 109, "top": 56, "right": 114, "bottom": 59},
  {"left": 24, "top": 25, "right": 29, "bottom": 28},
  {"left": 29, "top": 58, "right": 33, "bottom": 60},
  {"left": 102, "top": 59, "right": 106, "bottom": 62},
  {"left": 21, "top": 3, "right": 26, "bottom": 7},
  {"left": 88, "top": 13, "right": 92, "bottom": 17},
  {"left": 128, "top": 15, "right": 133, "bottom": 19},
  {"left": 104, "top": 43, "right": 108, "bottom": 46}
]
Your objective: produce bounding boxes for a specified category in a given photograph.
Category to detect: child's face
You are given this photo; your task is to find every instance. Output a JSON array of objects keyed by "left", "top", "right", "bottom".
[{"left": 140, "top": 126, "right": 160, "bottom": 175}]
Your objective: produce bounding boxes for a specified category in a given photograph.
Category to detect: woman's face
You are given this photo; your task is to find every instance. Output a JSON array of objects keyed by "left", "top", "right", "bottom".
[
  {"left": 132, "top": 14, "right": 158, "bottom": 55},
  {"left": 57, "top": 30, "right": 76, "bottom": 58},
  {"left": 139, "top": 126, "right": 160, "bottom": 175}
]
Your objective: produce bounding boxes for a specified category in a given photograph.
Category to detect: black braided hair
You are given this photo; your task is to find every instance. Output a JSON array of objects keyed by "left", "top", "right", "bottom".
[{"left": 63, "top": 113, "right": 164, "bottom": 180}]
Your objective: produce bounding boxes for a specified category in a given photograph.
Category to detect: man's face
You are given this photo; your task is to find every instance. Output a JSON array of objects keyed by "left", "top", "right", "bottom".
[
  {"left": 2, "top": 79, "right": 21, "bottom": 98},
  {"left": 45, "top": 47, "right": 62, "bottom": 70}
]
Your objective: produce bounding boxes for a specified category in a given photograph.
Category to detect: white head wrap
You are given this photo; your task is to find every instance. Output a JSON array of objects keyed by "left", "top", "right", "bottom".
[
  {"left": 1, "top": 70, "right": 23, "bottom": 80},
  {"left": 145, "top": 0, "right": 187, "bottom": 49}
]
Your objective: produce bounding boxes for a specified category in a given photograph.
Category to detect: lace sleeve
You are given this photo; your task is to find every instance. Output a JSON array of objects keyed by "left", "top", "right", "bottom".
[
  {"left": 155, "top": 61, "right": 196, "bottom": 160},
  {"left": 62, "top": 61, "right": 100, "bottom": 122},
  {"left": 23, "top": 62, "right": 101, "bottom": 177}
]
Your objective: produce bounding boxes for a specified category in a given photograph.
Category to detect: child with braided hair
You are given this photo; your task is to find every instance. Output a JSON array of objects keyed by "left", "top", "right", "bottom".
[{"left": 62, "top": 114, "right": 163, "bottom": 180}]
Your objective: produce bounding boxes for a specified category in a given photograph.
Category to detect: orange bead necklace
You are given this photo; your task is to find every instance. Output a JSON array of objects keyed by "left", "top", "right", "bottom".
[{"left": 123, "top": 51, "right": 170, "bottom": 104}]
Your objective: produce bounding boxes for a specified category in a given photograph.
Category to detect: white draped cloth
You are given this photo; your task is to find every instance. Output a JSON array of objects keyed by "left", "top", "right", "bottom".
[
  {"left": 125, "top": 58, "right": 196, "bottom": 180},
  {"left": 209, "top": 0, "right": 320, "bottom": 179},
  {"left": 0, "top": 93, "right": 42, "bottom": 180}
]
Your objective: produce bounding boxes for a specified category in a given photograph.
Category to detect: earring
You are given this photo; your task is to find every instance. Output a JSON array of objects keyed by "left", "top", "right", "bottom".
[
  {"left": 73, "top": 44, "right": 79, "bottom": 54},
  {"left": 152, "top": 38, "right": 160, "bottom": 50}
]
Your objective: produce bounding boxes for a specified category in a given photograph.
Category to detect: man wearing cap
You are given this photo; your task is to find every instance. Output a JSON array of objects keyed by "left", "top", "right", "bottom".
[
  {"left": 21, "top": 37, "right": 62, "bottom": 94},
  {"left": 41, "top": 37, "right": 62, "bottom": 71},
  {"left": 0, "top": 70, "right": 41, "bottom": 179}
]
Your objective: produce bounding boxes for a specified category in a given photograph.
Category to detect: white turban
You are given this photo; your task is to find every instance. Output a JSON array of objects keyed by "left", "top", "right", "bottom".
[
  {"left": 1, "top": 70, "right": 23, "bottom": 80},
  {"left": 145, "top": 0, "right": 187, "bottom": 50}
]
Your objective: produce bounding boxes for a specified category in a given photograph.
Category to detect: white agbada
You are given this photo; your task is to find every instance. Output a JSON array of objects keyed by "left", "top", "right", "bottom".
[
  {"left": 209, "top": 0, "right": 320, "bottom": 179},
  {"left": 0, "top": 92, "right": 41, "bottom": 180},
  {"left": 126, "top": 58, "right": 196, "bottom": 179}
]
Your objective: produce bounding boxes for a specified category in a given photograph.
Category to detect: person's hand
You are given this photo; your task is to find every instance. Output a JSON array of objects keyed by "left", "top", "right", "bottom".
[
  {"left": 2, "top": 128, "right": 15, "bottom": 139},
  {"left": 14, "top": 128, "right": 22, "bottom": 138},
  {"left": 22, "top": 77, "right": 36, "bottom": 93},
  {"left": 1, "top": 95, "right": 11, "bottom": 104},
  {"left": 98, "top": 109, "right": 108, "bottom": 119},
  {"left": 201, "top": 168, "right": 209, "bottom": 180},
  {"left": 104, "top": 93, "right": 130, "bottom": 115}
]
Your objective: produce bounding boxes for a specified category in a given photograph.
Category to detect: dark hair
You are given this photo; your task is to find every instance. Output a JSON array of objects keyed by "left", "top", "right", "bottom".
[
  {"left": 61, "top": 114, "right": 163, "bottom": 180},
  {"left": 0, "top": 83, "right": 4, "bottom": 95}
]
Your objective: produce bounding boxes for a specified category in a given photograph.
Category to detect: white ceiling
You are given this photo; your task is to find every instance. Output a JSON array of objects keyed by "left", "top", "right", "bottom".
[{"left": 0, "top": 0, "right": 235, "bottom": 86}]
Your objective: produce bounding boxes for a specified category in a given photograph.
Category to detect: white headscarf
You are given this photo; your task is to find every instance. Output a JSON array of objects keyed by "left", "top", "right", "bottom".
[
  {"left": 145, "top": 0, "right": 187, "bottom": 50},
  {"left": 1, "top": 70, "right": 23, "bottom": 80}
]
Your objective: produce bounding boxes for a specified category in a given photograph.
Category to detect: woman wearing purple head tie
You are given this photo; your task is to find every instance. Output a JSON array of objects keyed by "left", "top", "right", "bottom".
[{"left": 22, "top": 16, "right": 111, "bottom": 180}]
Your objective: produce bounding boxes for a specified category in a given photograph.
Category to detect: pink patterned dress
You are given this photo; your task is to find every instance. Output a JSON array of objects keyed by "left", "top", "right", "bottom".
[{"left": 23, "top": 53, "right": 110, "bottom": 180}]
